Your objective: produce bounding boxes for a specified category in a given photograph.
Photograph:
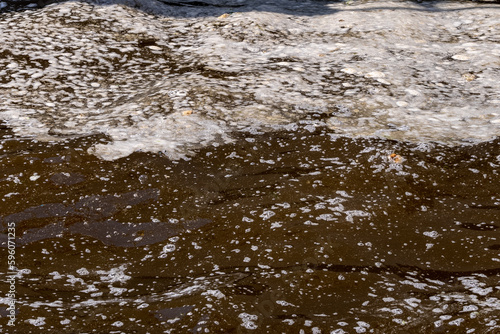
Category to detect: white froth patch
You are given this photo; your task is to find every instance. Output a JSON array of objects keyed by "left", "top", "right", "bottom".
[
  {"left": 89, "top": 113, "right": 231, "bottom": 160},
  {"left": 76, "top": 268, "right": 89, "bottom": 275},
  {"left": 112, "top": 321, "right": 124, "bottom": 327},
  {"left": 1, "top": 0, "right": 499, "bottom": 161},
  {"left": 27, "top": 317, "right": 46, "bottom": 327},
  {"left": 423, "top": 231, "right": 441, "bottom": 239},
  {"left": 96, "top": 265, "right": 131, "bottom": 283},
  {"left": 239, "top": 312, "right": 258, "bottom": 330},
  {"left": 202, "top": 289, "right": 226, "bottom": 299}
]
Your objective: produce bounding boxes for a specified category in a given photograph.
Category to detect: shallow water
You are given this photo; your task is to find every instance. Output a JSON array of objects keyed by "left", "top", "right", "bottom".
[
  {"left": 1, "top": 0, "right": 500, "bottom": 333},
  {"left": 1, "top": 122, "right": 499, "bottom": 333},
  {"left": 1, "top": 0, "right": 500, "bottom": 160}
]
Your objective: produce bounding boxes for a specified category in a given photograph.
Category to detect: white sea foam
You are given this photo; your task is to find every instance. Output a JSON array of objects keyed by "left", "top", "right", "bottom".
[{"left": 1, "top": 0, "right": 499, "bottom": 161}]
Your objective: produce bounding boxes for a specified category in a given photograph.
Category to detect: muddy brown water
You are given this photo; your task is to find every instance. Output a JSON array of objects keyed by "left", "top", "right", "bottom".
[
  {"left": 1, "top": 0, "right": 500, "bottom": 332},
  {"left": 1, "top": 122, "right": 499, "bottom": 333}
]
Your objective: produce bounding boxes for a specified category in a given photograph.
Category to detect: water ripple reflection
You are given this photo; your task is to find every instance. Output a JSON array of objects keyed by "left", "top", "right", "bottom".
[{"left": 0, "top": 125, "right": 499, "bottom": 332}]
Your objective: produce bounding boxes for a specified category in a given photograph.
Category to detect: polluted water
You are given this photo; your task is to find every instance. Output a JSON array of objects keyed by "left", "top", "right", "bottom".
[{"left": 0, "top": 0, "right": 499, "bottom": 333}]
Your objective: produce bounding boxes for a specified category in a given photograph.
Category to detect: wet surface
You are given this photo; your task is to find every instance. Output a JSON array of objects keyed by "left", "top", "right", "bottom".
[
  {"left": 1, "top": 0, "right": 499, "bottom": 160},
  {"left": 1, "top": 122, "right": 499, "bottom": 333},
  {"left": 1, "top": 0, "right": 500, "bottom": 333}
]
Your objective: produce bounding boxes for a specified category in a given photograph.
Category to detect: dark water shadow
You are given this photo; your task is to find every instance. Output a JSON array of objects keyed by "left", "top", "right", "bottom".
[
  {"left": 1, "top": 0, "right": 499, "bottom": 17},
  {"left": 347, "top": 0, "right": 500, "bottom": 12}
]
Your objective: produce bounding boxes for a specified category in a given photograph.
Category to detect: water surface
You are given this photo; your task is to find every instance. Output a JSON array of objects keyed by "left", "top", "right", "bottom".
[
  {"left": 1, "top": 0, "right": 499, "bottom": 332},
  {"left": 1, "top": 123, "right": 499, "bottom": 333}
]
